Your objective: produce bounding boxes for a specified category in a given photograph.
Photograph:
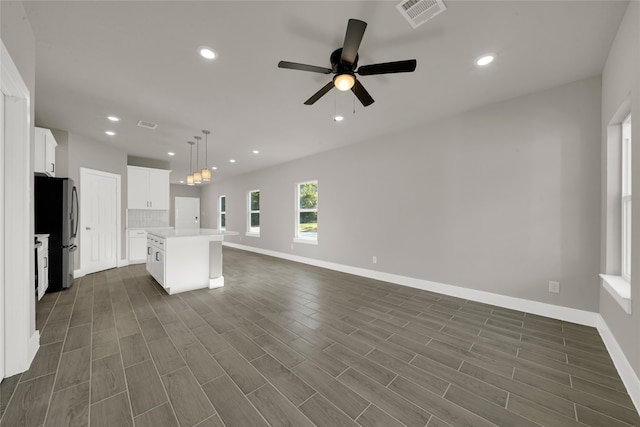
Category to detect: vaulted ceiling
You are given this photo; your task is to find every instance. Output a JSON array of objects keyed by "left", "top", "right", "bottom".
[{"left": 23, "top": 1, "right": 628, "bottom": 183}]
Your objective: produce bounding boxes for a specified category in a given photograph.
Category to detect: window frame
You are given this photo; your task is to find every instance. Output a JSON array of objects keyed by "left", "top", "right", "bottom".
[
  {"left": 294, "top": 180, "right": 318, "bottom": 244},
  {"left": 246, "top": 189, "right": 260, "bottom": 237},
  {"left": 218, "top": 195, "right": 226, "bottom": 231},
  {"left": 621, "top": 113, "right": 632, "bottom": 282}
]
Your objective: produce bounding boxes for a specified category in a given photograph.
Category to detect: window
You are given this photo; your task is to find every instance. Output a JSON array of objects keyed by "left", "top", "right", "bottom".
[
  {"left": 622, "top": 114, "right": 632, "bottom": 281},
  {"left": 247, "top": 190, "right": 260, "bottom": 235},
  {"left": 219, "top": 195, "right": 226, "bottom": 231},
  {"left": 295, "top": 181, "right": 318, "bottom": 243}
]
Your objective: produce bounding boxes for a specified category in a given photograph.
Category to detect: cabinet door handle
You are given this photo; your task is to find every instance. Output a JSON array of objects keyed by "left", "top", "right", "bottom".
[
  {"left": 155, "top": 252, "right": 160, "bottom": 261},
  {"left": 147, "top": 247, "right": 151, "bottom": 255},
  {"left": 44, "top": 257, "right": 47, "bottom": 268},
  {"left": 51, "top": 163, "right": 55, "bottom": 173}
]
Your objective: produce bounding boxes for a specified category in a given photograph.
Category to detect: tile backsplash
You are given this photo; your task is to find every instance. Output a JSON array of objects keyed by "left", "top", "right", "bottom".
[{"left": 128, "top": 210, "right": 169, "bottom": 228}]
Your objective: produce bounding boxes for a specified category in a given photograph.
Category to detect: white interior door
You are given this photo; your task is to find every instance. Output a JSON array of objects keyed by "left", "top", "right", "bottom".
[
  {"left": 175, "top": 197, "right": 200, "bottom": 229},
  {"left": 81, "top": 168, "right": 120, "bottom": 275}
]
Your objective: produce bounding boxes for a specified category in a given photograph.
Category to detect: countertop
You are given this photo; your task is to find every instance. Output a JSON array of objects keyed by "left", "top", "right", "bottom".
[
  {"left": 146, "top": 228, "right": 238, "bottom": 239},
  {"left": 127, "top": 227, "right": 174, "bottom": 231}
]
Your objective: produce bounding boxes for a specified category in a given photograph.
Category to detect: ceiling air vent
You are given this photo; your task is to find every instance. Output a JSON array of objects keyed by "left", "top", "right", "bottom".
[
  {"left": 137, "top": 120, "right": 158, "bottom": 130},
  {"left": 396, "top": 0, "right": 446, "bottom": 29}
]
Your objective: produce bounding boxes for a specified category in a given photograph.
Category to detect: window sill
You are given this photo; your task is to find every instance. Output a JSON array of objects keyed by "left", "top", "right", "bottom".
[
  {"left": 245, "top": 232, "right": 260, "bottom": 238},
  {"left": 600, "top": 274, "right": 632, "bottom": 314},
  {"left": 294, "top": 237, "right": 318, "bottom": 245}
]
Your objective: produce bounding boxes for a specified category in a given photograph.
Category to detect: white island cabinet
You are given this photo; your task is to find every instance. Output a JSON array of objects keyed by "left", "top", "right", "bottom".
[{"left": 146, "top": 229, "right": 237, "bottom": 294}]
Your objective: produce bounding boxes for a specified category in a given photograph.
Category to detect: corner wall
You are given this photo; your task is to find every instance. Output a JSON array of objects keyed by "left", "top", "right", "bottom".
[
  {"left": 599, "top": 0, "right": 640, "bottom": 399},
  {"left": 202, "top": 75, "right": 602, "bottom": 313}
]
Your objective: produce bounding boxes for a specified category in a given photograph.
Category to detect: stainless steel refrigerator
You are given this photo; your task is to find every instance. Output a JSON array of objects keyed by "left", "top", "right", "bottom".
[{"left": 34, "top": 176, "right": 79, "bottom": 292}]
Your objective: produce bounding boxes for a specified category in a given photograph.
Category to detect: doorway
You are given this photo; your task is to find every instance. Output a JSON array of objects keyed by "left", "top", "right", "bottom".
[
  {"left": 80, "top": 168, "right": 121, "bottom": 275},
  {"left": 175, "top": 197, "right": 200, "bottom": 229}
]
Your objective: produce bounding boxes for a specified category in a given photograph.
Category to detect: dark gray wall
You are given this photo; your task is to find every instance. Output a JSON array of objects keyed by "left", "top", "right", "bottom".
[{"left": 202, "top": 76, "right": 602, "bottom": 312}]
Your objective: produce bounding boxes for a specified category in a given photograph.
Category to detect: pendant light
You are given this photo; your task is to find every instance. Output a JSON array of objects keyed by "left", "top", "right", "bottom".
[
  {"left": 193, "top": 135, "right": 202, "bottom": 184},
  {"left": 201, "top": 130, "right": 211, "bottom": 182},
  {"left": 186, "top": 141, "right": 195, "bottom": 186},
  {"left": 200, "top": 129, "right": 211, "bottom": 182}
]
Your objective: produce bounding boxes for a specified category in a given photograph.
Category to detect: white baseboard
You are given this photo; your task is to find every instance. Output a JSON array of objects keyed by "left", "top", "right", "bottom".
[
  {"left": 597, "top": 316, "right": 640, "bottom": 414},
  {"left": 224, "top": 242, "right": 599, "bottom": 326},
  {"left": 118, "top": 259, "right": 129, "bottom": 268}
]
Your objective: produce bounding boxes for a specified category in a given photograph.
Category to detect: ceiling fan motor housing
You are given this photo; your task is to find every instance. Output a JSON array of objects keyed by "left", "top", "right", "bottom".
[{"left": 331, "top": 48, "right": 358, "bottom": 74}]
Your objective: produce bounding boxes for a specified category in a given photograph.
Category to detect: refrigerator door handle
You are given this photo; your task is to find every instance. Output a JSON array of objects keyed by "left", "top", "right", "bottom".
[{"left": 71, "top": 186, "right": 79, "bottom": 239}]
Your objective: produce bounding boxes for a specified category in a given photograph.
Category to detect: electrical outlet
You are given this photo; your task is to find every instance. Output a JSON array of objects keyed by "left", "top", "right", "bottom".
[
  {"left": 372, "top": 256, "right": 377, "bottom": 264},
  {"left": 549, "top": 281, "right": 560, "bottom": 293}
]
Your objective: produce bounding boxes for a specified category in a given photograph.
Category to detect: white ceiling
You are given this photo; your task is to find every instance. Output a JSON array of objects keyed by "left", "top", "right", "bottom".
[{"left": 23, "top": 1, "right": 628, "bottom": 184}]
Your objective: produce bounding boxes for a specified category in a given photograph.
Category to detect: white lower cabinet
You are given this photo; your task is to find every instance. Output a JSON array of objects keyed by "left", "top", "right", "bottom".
[
  {"left": 36, "top": 234, "right": 49, "bottom": 300},
  {"left": 146, "top": 235, "right": 166, "bottom": 287},
  {"left": 145, "top": 230, "right": 231, "bottom": 295},
  {"left": 128, "top": 230, "right": 147, "bottom": 264}
]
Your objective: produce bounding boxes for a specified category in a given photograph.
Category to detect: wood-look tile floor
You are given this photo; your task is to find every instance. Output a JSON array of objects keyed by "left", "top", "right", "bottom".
[{"left": 1, "top": 247, "right": 639, "bottom": 427}]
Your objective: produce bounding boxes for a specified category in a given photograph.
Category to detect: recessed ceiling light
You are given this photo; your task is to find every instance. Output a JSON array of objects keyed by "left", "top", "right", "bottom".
[
  {"left": 105, "top": 130, "right": 116, "bottom": 136},
  {"left": 180, "top": 180, "right": 184, "bottom": 184},
  {"left": 229, "top": 159, "right": 236, "bottom": 163},
  {"left": 107, "top": 115, "right": 120, "bottom": 122},
  {"left": 211, "top": 166, "right": 217, "bottom": 170},
  {"left": 252, "top": 150, "right": 260, "bottom": 154},
  {"left": 334, "top": 115, "right": 344, "bottom": 122},
  {"left": 475, "top": 54, "right": 495, "bottom": 66},
  {"left": 168, "top": 152, "right": 175, "bottom": 156},
  {"left": 199, "top": 47, "right": 217, "bottom": 60}
]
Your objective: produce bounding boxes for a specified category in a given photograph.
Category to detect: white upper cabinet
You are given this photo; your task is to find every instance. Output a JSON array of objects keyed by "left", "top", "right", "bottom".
[
  {"left": 34, "top": 127, "right": 57, "bottom": 176},
  {"left": 127, "top": 165, "right": 170, "bottom": 210}
]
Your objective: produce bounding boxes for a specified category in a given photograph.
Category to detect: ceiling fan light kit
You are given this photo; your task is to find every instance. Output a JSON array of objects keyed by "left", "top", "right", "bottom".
[
  {"left": 278, "top": 18, "right": 417, "bottom": 107},
  {"left": 334, "top": 73, "right": 355, "bottom": 91}
]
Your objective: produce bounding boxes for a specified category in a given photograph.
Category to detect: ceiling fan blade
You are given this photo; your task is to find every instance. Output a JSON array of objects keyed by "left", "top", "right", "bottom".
[
  {"left": 278, "top": 61, "right": 332, "bottom": 74},
  {"left": 351, "top": 79, "right": 374, "bottom": 107},
  {"left": 341, "top": 19, "right": 367, "bottom": 65},
  {"left": 357, "top": 59, "right": 417, "bottom": 76},
  {"left": 304, "top": 81, "right": 335, "bottom": 105}
]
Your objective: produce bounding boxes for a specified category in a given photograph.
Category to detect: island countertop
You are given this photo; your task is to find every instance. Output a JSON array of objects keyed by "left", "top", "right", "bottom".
[{"left": 147, "top": 228, "right": 238, "bottom": 239}]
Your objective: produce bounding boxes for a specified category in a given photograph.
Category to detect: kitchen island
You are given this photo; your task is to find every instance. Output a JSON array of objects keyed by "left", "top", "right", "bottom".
[{"left": 146, "top": 228, "right": 238, "bottom": 295}]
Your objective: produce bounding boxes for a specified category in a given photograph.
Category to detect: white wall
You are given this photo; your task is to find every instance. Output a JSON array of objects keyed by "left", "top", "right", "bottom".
[
  {"left": 1, "top": 0, "right": 39, "bottom": 376},
  {"left": 600, "top": 0, "right": 640, "bottom": 383},
  {"left": 202, "top": 75, "right": 602, "bottom": 312}
]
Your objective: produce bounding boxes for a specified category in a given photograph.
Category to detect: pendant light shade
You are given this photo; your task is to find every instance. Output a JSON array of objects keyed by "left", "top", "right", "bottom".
[
  {"left": 201, "top": 130, "right": 211, "bottom": 182},
  {"left": 193, "top": 135, "right": 202, "bottom": 184},
  {"left": 186, "top": 141, "right": 195, "bottom": 186}
]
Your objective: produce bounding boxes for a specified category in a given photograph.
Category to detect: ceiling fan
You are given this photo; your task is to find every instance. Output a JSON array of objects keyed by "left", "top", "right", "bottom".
[{"left": 278, "top": 19, "right": 417, "bottom": 107}]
